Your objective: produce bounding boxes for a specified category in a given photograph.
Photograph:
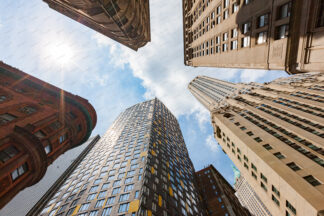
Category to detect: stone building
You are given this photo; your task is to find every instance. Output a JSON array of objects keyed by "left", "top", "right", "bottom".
[
  {"left": 43, "top": 0, "right": 151, "bottom": 51},
  {"left": 189, "top": 73, "right": 324, "bottom": 216},
  {"left": 0, "top": 61, "right": 97, "bottom": 208},
  {"left": 182, "top": 0, "right": 324, "bottom": 74},
  {"left": 38, "top": 99, "right": 205, "bottom": 216},
  {"left": 232, "top": 167, "right": 272, "bottom": 216}
]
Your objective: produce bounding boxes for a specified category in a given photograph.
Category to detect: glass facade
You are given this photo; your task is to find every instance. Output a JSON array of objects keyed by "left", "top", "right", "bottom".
[{"left": 39, "top": 99, "right": 204, "bottom": 216}]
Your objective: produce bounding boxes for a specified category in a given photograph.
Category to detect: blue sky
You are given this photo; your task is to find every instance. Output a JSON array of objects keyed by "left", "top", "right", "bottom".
[{"left": 0, "top": 0, "right": 288, "bottom": 185}]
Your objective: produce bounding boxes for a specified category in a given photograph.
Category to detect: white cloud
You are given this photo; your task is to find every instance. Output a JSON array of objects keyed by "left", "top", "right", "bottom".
[
  {"left": 91, "top": 1, "right": 241, "bottom": 126},
  {"left": 240, "top": 69, "right": 267, "bottom": 82},
  {"left": 205, "top": 135, "right": 220, "bottom": 152}
]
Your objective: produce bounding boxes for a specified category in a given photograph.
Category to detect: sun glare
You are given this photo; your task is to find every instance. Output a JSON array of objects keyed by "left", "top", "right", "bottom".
[{"left": 44, "top": 41, "right": 75, "bottom": 67}]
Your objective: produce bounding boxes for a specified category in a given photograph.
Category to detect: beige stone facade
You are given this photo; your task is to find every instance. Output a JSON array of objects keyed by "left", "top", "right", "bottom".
[
  {"left": 182, "top": 0, "right": 324, "bottom": 74},
  {"left": 189, "top": 73, "right": 324, "bottom": 216},
  {"left": 43, "top": 0, "right": 151, "bottom": 51}
]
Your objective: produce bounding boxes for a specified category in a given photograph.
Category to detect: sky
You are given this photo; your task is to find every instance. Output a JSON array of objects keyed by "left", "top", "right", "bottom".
[{"left": 0, "top": 0, "right": 288, "bottom": 185}]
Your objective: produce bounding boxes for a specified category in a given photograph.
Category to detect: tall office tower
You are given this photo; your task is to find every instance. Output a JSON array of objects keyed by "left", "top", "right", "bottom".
[
  {"left": 182, "top": 0, "right": 324, "bottom": 74},
  {"left": 38, "top": 99, "right": 205, "bottom": 216},
  {"left": 43, "top": 0, "right": 151, "bottom": 51},
  {"left": 0, "top": 136, "right": 99, "bottom": 216},
  {"left": 195, "top": 165, "right": 251, "bottom": 216},
  {"left": 189, "top": 73, "right": 324, "bottom": 216},
  {"left": 0, "top": 62, "right": 97, "bottom": 208},
  {"left": 232, "top": 167, "right": 272, "bottom": 216}
]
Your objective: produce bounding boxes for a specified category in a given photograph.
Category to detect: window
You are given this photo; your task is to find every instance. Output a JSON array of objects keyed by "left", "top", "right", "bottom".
[
  {"left": 257, "top": 32, "right": 267, "bottom": 44},
  {"left": 98, "top": 190, "right": 107, "bottom": 199},
  {"left": 118, "top": 203, "right": 129, "bottom": 213},
  {"left": 251, "top": 163, "right": 257, "bottom": 171},
  {"left": 222, "top": 43, "right": 228, "bottom": 52},
  {"left": 87, "top": 193, "right": 97, "bottom": 201},
  {"left": 0, "top": 145, "right": 19, "bottom": 163},
  {"left": 272, "top": 195, "right": 280, "bottom": 206},
  {"left": 257, "top": 14, "right": 269, "bottom": 28},
  {"left": 71, "top": 198, "right": 79, "bottom": 207},
  {"left": 223, "top": 0, "right": 229, "bottom": 8},
  {"left": 135, "top": 190, "right": 139, "bottom": 199},
  {"left": 119, "top": 193, "right": 130, "bottom": 202},
  {"left": 244, "top": 163, "right": 249, "bottom": 169},
  {"left": 102, "top": 207, "right": 112, "bottom": 216},
  {"left": 274, "top": 152, "right": 285, "bottom": 159},
  {"left": 286, "top": 162, "right": 301, "bottom": 171},
  {"left": 19, "top": 106, "right": 36, "bottom": 114},
  {"left": 102, "top": 183, "right": 110, "bottom": 190},
  {"left": 232, "top": 3, "right": 239, "bottom": 13},
  {"left": 261, "top": 182, "right": 267, "bottom": 191},
  {"left": 231, "top": 28, "right": 238, "bottom": 38},
  {"left": 261, "top": 173, "right": 268, "bottom": 183},
  {"left": 94, "top": 178, "right": 102, "bottom": 185},
  {"left": 240, "top": 126, "right": 247, "bottom": 131},
  {"left": 95, "top": 199, "right": 105, "bottom": 208},
  {"left": 11, "top": 162, "right": 28, "bottom": 181},
  {"left": 57, "top": 204, "right": 68, "bottom": 213},
  {"left": 286, "top": 200, "right": 297, "bottom": 215},
  {"left": 0, "top": 113, "right": 17, "bottom": 125},
  {"left": 244, "top": 155, "right": 249, "bottom": 162},
  {"left": 263, "top": 144, "right": 272, "bottom": 150},
  {"left": 125, "top": 177, "right": 133, "bottom": 184},
  {"left": 246, "top": 131, "right": 254, "bottom": 136},
  {"left": 112, "top": 187, "right": 121, "bottom": 195},
  {"left": 106, "top": 196, "right": 116, "bottom": 205},
  {"left": 278, "top": 2, "right": 291, "bottom": 19},
  {"left": 66, "top": 207, "right": 76, "bottom": 216},
  {"left": 59, "top": 134, "right": 67, "bottom": 144},
  {"left": 34, "top": 130, "right": 46, "bottom": 139},
  {"left": 90, "top": 186, "right": 98, "bottom": 192},
  {"left": 242, "top": 37, "right": 250, "bottom": 47},
  {"left": 303, "top": 175, "right": 321, "bottom": 186},
  {"left": 244, "top": 0, "right": 250, "bottom": 5},
  {"left": 89, "top": 210, "right": 99, "bottom": 216},
  {"left": 79, "top": 203, "right": 90, "bottom": 212},
  {"left": 252, "top": 171, "right": 257, "bottom": 179},
  {"left": 231, "top": 40, "right": 238, "bottom": 50},
  {"left": 124, "top": 184, "right": 134, "bottom": 192},
  {"left": 272, "top": 185, "right": 280, "bottom": 197},
  {"left": 0, "top": 95, "right": 7, "bottom": 102},
  {"left": 275, "top": 24, "right": 289, "bottom": 39},
  {"left": 242, "top": 22, "right": 251, "bottom": 34},
  {"left": 113, "top": 180, "right": 121, "bottom": 187},
  {"left": 223, "top": 10, "right": 229, "bottom": 20}
]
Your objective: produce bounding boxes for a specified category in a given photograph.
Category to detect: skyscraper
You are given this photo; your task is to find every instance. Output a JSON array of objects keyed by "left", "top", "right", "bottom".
[
  {"left": 43, "top": 0, "right": 151, "bottom": 51},
  {"left": 0, "top": 62, "right": 97, "bottom": 208},
  {"left": 232, "top": 167, "right": 272, "bottom": 216},
  {"left": 182, "top": 0, "right": 324, "bottom": 74},
  {"left": 38, "top": 99, "right": 205, "bottom": 216},
  {"left": 189, "top": 73, "right": 324, "bottom": 216},
  {"left": 0, "top": 136, "right": 99, "bottom": 216},
  {"left": 195, "top": 165, "right": 251, "bottom": 216}
]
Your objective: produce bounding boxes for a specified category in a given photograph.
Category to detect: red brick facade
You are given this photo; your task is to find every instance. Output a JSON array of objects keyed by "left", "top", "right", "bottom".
[
  {"left": 0, "top": 62, "right": 97, "bottom": 208},
  {"left": 196, "top": 165, "right": 251, "bottom": 216}
]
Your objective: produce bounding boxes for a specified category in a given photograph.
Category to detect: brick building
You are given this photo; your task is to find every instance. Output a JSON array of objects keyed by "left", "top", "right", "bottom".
[
  {"left": 43, "top": 0, "right": 151, "bottom": 51},
  {"left": 0, "top": 62, "right": 97, "bottom": 208},
  {"left": 196, "top": 165, "right": 251, "bottom": 216},
  {"left": 182, "top": 0, "right": 324, "bottom": 74}
]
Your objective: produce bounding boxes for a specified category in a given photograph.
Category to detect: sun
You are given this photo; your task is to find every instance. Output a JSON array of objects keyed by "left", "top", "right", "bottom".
[{"left": 44, "top": 40, "right": 76, "bottom": 67}]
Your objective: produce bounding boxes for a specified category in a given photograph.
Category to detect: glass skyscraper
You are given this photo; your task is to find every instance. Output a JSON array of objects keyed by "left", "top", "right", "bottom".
[{"left": 39, "top": 98, "right": 205, "bottom": 216}]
